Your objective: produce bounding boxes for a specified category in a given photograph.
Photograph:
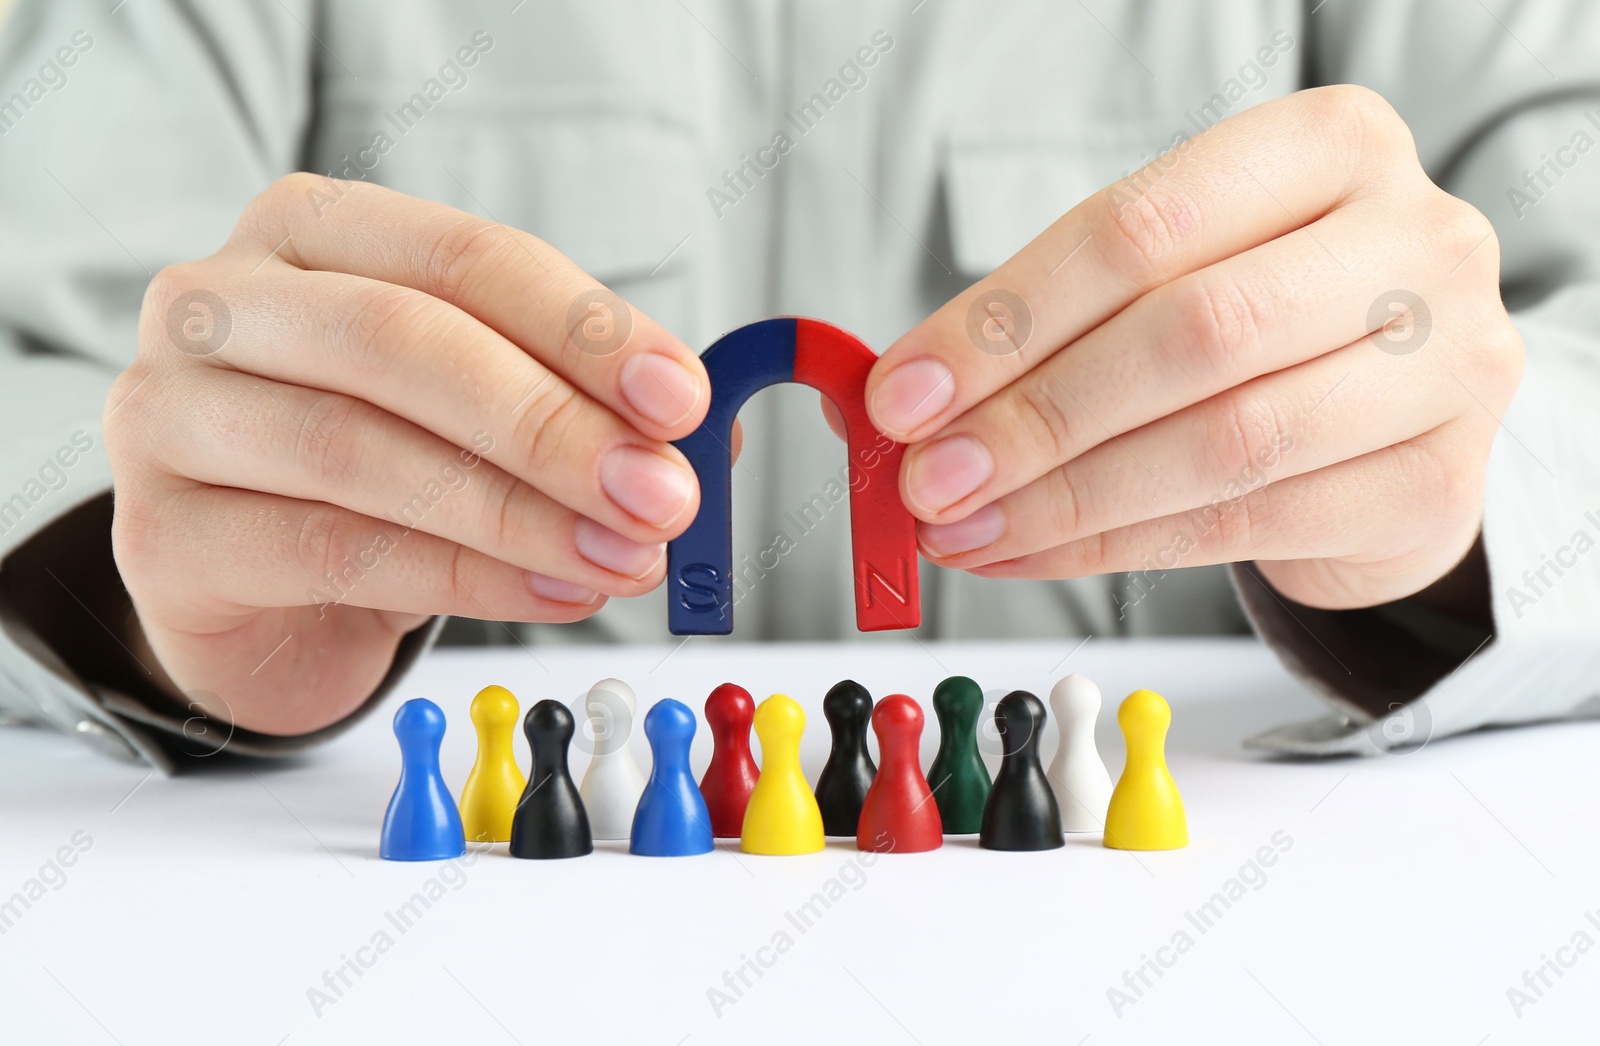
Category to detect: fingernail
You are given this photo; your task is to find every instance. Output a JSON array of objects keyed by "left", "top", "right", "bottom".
[
  {"left": 872, "top": 358, "right": 954, "bottom": 436},
  {"left": 919, "top": 504, "right": 1005, "bottom": 557},
  {"left": 528, "top": 572, "right": 599, "bottom": 604},
  {"left": 620, "top": 353, "right": 701, "bottom": 429},
  {"left": 574, "top": 517, "right": 665, "bottom": 578},
  {"left": 600, "top": 445, "right": 694, "bottom": 527},
  {"left": 905, "top": 435, "right": 993, "bottom": 513}
]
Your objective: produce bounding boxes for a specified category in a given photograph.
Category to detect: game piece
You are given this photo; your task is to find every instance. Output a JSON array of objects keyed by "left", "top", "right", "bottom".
[
  {"left": 979, "top": 691, "right": 1064, "bottom": 851},
  {"left": 1047, "top": 674, "right": 1114, "bottom": 834},
  {"left": 927, "top": 675, "right": 992, "bottom": 834},
  {"left": 813, "top": 679, "right": 877, "bottom": 836},
  {"left": 857, "top": 694, "right": 942, "bottom": 853},
  {"left": 380, "top": 698, "right": 467, "bottom": 861},
  {"left": 1104, "top": 689, "right": 1188, "bottom": 851},
  {"left": 458, "top": 685, "right": 527, "bottom": 843},
  {"left": 740, "top": 694, "right": 825, "bottom": 855},
  {"left": 576, "top": 678, "right": 648, "bottom": 840},
  {"left": 667, "top": 318, "right": 920, "bottom": 635},
  {"left": 699, "top": 682, "right": 760, "bottom": 837},
  {"left": 631, "top": 699, "right": 715, "bottom": 857},
  {"left": 510, "top": 700, "right": 593, "bottom": 860}
]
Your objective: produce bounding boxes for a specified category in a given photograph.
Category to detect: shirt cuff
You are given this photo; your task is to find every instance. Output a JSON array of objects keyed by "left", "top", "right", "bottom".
[
  {"left": 1238, "top": 294, "right": 1600, "bottom": 755},
  {"left": 100, "top": 616, "right": 448, "bottom": 771}
]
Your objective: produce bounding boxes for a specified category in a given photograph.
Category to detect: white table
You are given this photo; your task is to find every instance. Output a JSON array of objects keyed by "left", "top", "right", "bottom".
[{"left": 0, "top": 637, "right": 1591, "bottom": 1045}]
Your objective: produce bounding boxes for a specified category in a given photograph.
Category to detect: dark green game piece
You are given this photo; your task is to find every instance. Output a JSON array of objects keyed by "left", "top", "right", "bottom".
[{"left": 927, "top": 676, "right": 992, "bottom": 834}]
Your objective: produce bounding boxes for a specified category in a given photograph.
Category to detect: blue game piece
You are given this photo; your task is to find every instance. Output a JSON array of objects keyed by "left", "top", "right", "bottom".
[
  {"left": 380, "top": 698, "right": 467, "bottom": 861},
  {"left": 629, "top": 699, "right": 715, "bottom": 857}
]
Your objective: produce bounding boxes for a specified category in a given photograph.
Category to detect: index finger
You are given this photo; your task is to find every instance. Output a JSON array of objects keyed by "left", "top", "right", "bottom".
[
  {"left": 234, "top": 175, "right": 709, "bottom": 441},
  {"left": 865, "top": 85, "right": 1415, "bottom": 441}
]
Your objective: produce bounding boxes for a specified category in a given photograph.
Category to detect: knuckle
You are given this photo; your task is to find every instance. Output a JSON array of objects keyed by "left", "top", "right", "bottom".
[
  {"left": 238, "top": 172, "right": 325, "bottom": 239},
  {"left": 142, "top": 262, "right": 196, "bottom": 312},
  {"left": 1201, "top": 483, "right": 1264, "bottom": 558},
  {"left": 1482, "top": 323, "right": 1527, "bottom": 389},
  {"left": 1395, "top": 437, "right": 1477, "bottom": 521},
  {"left": 1455, "top": 320, "right": 1526, "bottom": 409},
  {"left": 1205, "top": 389, "right": 1285, "bottom": 485},
  {"left": 442, "top": 539, "right": 477, "bottom": 612},
  {"left": 483, "top": 473, "right": 534, "bottom": 555},
  {"left": 140, "top": 261, "right": 237, "bottom": 364},
  {"left": 1431, "top": 195, "right": 1500, "bottom": 275},
  {"left": 1073, "top": 527, "right": 1108, "bottom": 576},
  {"left": 510, "top": 379, "right": 584, "bottom": 475},
  {"left": 108, "top": 484, "right": 166, "bottom": 571},
  {"left": 423, "top": 218, "right": 512, "bottom": 305},
  {"left": 270, "top": 170, "right": 328, "bottom": 203},
  {"left": 1169, "top": 274, "right": 1265, "bottom": 376},
  {"left": 1318, "top": 84, "right": 1412, "bottom": 164},
  {"left": 102, "top": 368, "right": 149, "bottom": 448},
  {"left": 294, "top": 506, "right": 358, "bottom": 589},
  {"left": 1042, "top": 465, "right": 1088, "bottom": 541},
  {"left": 1101, "top": 183, "right": 1199, "bottom": 284},
  {"left": 108, "top": 510, "right": 143, "bottom": 571},
  {"left": 329, "top": 283, "right": 430, "bottom": 378},
  {"left": 1012, "top": 381, "right": 1076, "bottom": 462},
  {"left": 139, "top": 263, "right": 203, "bottom": 348},
  {"left": 292, "top": 393, "right": 365, "bottom": 487}
]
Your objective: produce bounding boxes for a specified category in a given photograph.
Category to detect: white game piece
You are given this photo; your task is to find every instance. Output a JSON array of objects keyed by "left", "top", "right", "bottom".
[
  {"left": 1047, "top": 673, "right": 1114, "bottom": 834},
  {"left": 577, "top": 678, "right": 648, "bottom": 840}
]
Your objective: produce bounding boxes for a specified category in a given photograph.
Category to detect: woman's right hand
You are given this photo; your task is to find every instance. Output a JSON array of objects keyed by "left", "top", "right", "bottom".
[{"left": 105, "top": 175, "right": 708, "bottom": 736}]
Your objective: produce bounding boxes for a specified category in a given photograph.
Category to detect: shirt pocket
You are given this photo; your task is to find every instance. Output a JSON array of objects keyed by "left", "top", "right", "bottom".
[
  {"left": 942, "top": 122, "right": 1173, "bottom": 276},
  {"left": 478, "top": 108, "right": 703, "bottom": 340},
  {"left": 506, "top": 111, "right": 700, "bottom": 287},
  {"left": 323, "top": 94, "right": 703, "bottom": 330}
]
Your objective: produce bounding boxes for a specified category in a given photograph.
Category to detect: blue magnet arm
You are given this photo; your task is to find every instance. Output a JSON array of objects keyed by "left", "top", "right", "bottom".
[{"left": 667, "top": 318, "right": 797, "bottom": 635}]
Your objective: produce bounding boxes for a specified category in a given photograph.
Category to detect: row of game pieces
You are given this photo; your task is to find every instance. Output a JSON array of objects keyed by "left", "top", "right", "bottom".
[{"left": 379, "top": 675, "right": 1187, "bottom": 861}]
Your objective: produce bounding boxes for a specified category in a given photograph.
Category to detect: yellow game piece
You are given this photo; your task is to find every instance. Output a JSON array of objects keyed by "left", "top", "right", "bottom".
[
  {"left": 459, "top": 685, "right": 527, "bottom": 843},
  {"left": 1103, "top": 689, "right": 1188, "bottom": 851},
  {"left": 740, "top": 694, "right": 825, "bottom": 855}
]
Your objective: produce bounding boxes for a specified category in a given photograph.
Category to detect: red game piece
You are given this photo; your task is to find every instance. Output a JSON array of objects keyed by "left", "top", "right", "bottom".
[
  {"left": 698, "top": 683, "right": 760, "bottom": 838},
  {"left": 857, "top": 694, "right": 943, "bottom": 853}
]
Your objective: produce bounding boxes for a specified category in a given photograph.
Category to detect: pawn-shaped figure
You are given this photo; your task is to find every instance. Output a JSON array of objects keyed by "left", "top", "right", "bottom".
[
  {"left": 1047, "top": 674, "right": 1114, "bottom": 834},
  {"left": 979, "top": 691, "right": 1064, "bottom": 851},
  {"left": 510, "top": 700, "right": 593, "bottom": 859},
  {"left": 577, "top": 678, "right": 648, "bottom": 840},
  {"left": 631, "top": 699, "right": 715, "bottom": 856},
  {"left": 381, "top": 699, "right": 467, "bottom": 861},
  {"left": 741, "top": 695, "right": 825, "bottom": 855},
  {"left": 857, "top": 694, "right": 942, "bottom": 853},
  {"left": 927, "top": 675, "right": 992, "bottom": 834},
  {"left": 813, "top": 680, "right": 877, "bottom": 836},
  {"left": 459, "top": 685, "right": 528, "bottom": 843},
  {"left": 1104, "top": 689, "right": 1188, "bottom": 851},
  {"left": 699, "top": 683, "right": 760, "bottom": 838}
]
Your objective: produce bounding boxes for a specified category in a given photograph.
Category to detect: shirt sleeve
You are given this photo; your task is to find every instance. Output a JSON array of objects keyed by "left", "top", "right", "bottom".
[
  {"left": 0, "top": 0, "right": 434, "bottom": 770},
  {"left": 1241, "top": 1, "right": 1600, "bottom": 755}
]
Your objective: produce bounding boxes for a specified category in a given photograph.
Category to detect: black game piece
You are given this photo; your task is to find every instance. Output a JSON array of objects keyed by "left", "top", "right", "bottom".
[
  {"left": 509, "top": 700, "right": 594, "bottom": 860},
  {"left": 979, "top": 691, "right": 1064, "bottom": 851},
  {"left": 813, "top": 680, "right": 877, "bottom": 836}
]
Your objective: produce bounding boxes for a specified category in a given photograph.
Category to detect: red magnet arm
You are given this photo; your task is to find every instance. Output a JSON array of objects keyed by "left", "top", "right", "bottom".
[{"left": 794, "top": 319, "right": 919, "bottom": 631}]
